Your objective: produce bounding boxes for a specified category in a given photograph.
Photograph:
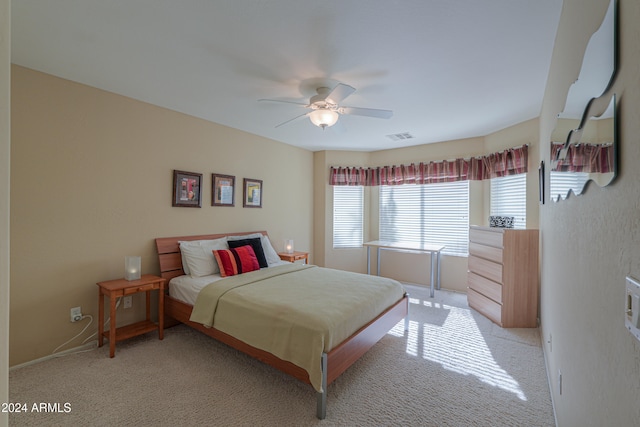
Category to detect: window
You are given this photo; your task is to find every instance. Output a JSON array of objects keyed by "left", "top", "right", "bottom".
[
  {"left": 549, "top": 171, "right": 589, "bottom": 200},
  {"left": 379, "top": 181, "right": 469, "bottom": 256},
  {"left": 333, "top": 186, "right": 364, "bottom": 248},
  {"left": 490, "top": 174, "right": 527, "bottom": 229}
]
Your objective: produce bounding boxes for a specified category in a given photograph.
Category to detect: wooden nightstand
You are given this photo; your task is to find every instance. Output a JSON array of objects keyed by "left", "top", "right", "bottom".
[
  {"left": 278, "top": 251, "right": 309, "bottom": 264},
  {"left": 97, "top": 274, "right": 165, "bottom": 358}
]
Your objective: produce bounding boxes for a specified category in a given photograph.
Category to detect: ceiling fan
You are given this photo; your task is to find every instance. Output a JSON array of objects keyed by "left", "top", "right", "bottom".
[{"left": 259, "top": 83, "right": 393, "bottom": 130}]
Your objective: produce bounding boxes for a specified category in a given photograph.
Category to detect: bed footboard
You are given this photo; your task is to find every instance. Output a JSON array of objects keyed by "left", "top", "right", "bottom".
[{"left": 318, "top": 294, "right": 408, "bottom": 419}]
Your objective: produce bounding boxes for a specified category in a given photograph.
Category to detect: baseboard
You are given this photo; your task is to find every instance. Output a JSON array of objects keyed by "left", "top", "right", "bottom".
[
  {"left": 9, "top": 340, "right": 98, "bottom": 371},
  {"left": 401, "top": 281, "right": 467, "bottom": 295}
]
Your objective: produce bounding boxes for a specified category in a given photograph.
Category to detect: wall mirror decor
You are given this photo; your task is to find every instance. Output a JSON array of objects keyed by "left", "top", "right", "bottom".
[{"left": 550, "top": 0, "right": 617, "bottom": 202}]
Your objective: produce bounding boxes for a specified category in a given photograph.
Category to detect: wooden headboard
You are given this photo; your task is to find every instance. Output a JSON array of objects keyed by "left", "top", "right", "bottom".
[{"left": 155, "top": 231, "right": 269, "bottom": 282}]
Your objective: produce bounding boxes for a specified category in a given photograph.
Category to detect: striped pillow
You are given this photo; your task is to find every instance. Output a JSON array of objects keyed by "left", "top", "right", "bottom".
[{"left": 213, "top": 245, "right": 260, "bottom": 277}]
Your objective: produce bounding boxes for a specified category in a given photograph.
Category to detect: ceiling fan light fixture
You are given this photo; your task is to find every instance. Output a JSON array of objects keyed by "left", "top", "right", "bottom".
[
  {"left": 262, "top": 83, "right": 392, "bottom": 129},
  {"left": 309, "top": 109, "right": 339, "bottom": 129}
]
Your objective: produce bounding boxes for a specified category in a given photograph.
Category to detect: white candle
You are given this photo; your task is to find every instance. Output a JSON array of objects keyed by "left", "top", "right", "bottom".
[
  {"left": 284, "top": 239, "right": 294, "bottom": 254},
  {"left": 125, "top": 256, "right": 141, "bottom": 281}
]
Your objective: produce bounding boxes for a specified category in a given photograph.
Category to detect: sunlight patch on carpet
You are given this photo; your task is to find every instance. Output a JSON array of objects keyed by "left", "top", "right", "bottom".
[{"left": 388, "top": 299, "right": 527, "bottom": 401}]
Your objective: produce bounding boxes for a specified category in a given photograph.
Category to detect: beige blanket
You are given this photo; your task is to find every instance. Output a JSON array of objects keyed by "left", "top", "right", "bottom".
[{"left": 190, "top": 263, "right": 405, "bottom": 391}]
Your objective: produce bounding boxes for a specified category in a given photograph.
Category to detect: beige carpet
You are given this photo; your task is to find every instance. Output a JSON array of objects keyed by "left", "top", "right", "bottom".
[{"left": 9, "top": 285, "right": 555, "bottom": 426}]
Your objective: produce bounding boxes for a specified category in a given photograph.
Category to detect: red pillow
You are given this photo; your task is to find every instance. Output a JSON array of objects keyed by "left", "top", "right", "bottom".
[{"left": 213, "top": 245, "right": 260, "bottom": 277}]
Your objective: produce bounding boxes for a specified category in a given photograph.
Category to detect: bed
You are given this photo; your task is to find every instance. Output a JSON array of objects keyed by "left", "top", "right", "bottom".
[{"left": 155, "top": 231, "right": 409, "bottom": 419}]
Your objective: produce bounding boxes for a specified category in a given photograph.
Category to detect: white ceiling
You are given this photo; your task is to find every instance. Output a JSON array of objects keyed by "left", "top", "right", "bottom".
[{"left": 11, "top": 0, "right": 564, "bottom": 152}]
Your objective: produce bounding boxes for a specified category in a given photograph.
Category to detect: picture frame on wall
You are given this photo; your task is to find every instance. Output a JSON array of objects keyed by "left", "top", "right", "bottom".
[
  {"left": 243, "top": 178, "right": 262, "bottom": 208},
  {"left": 172, "top": 170, "right": 203, "bottom": 208},
  {"left": 212, "top": 173, "right": 235, "bottom": 207}
]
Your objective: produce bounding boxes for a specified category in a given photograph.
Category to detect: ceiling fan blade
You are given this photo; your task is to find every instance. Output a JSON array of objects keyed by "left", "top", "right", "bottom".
[
  {"left": 275, "top": 112, "right": 309, "bottom": 128},
  {"left": 339, "top": 106, "right": 393, "bottom": 119},
  {"left": 326, "top": 83, "right": 356, "bottom": 104},
  {"left": 258, "top": 98, "right": 309, "bottom": 107}
]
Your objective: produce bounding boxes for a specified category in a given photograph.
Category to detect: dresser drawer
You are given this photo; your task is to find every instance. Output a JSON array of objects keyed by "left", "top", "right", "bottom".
[
  {"left": 470, "top": 227, "right": 504, "bottom": 248},
  {"left": 468, "top": 288, "right": 502, "bottom": 326},
  {"left": 468, "top": 271, "right": 502, "bottom": 304},
  {"left": 469, "top": 241, "right": 503, "bottom": 264},
  {"left": 468, "top": 255, "right": 503, "bottom": 284}
]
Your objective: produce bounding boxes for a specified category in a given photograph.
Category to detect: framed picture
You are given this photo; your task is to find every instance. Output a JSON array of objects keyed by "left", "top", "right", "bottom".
[
  {"left": 212, "top": 173, "right": 235, "bottom": 207},
  {"left": 172, "top": 170, "right": 202, "bottom": 208},
  {"left": 243, "top": 178, "right": 262, "bottom": 208}
]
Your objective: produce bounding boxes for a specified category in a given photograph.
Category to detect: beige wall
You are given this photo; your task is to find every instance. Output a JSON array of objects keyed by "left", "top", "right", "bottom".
[
  {"left": 316, "top": 122, "right": 541, "bottom": 294},
  {"left": 1, "top": 0, "right": 10, "bottom": 424},
  {"left": 314, "top": 150, "right": 370, "bottom": 273},
  {"left": 540, "top": 0, "right": 640, "bottom": 425},
  {"left": 9, "top": 66, "right": 314, "bottom": 366}
]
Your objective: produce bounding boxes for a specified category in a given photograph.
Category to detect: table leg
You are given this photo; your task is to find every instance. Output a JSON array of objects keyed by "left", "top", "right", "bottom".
[
  {"left": 429, "top": 251, "right": 436, "bottom": 298},
  {"left": 109, "top": 295, "right": 116, "bottom": 358},
  {"left": 367, "top": 246, "right": 371, "bottom": 275},
  {"left": 376, "top": 247, "right": 381, "bottom": 276},
  {"left": 98, "top": 290, "right": 104, "bottom": 348},
  {"left": 158, "top": 283, "right": 164, "bottom": 340},
  {"left": 145, "top": 290, "right": 151, "bottom": 322},
  {"left": 437, "top": 251, "right": 442, "bottom": 290}
]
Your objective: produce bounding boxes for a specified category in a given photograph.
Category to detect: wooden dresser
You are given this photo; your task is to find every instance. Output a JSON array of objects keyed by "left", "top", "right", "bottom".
[{"left": 467, "top": 225, "right": 539, "bottom": 328}]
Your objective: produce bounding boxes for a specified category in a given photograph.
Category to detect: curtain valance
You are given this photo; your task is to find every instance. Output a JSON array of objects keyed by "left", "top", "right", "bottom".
[
  {"left": 330, "top": 145, "right": 528, "bottom": 186},
  {"left": 551, "top": 143, "right": 613, "bottom": 173}
]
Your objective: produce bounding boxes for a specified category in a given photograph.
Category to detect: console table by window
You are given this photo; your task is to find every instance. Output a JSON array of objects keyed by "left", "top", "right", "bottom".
[{"left": 363, "top": 241, "right": 444, "bottom": 298}]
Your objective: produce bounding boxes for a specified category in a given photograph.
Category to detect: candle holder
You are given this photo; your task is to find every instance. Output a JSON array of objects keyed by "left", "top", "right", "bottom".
[
  {"left": 284, "top": 239, "right": 294, "bottom": 254},
  {"left": 125, "top": 256, "right": 141, "bottom": 281}
]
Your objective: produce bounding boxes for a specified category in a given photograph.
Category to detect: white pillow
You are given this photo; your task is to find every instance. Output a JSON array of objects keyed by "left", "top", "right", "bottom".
[
  {"left": 178, "top": 240, "right": 202, "bottom": 274},
  {"left": 179, "top": 237, "right": 228, "bottom": 277},
  {"left": 261, "top": 235, "right": 282, "bottom": 266},
  {"left": 178, "top": 239, "right": 218, "bottom": 275}
]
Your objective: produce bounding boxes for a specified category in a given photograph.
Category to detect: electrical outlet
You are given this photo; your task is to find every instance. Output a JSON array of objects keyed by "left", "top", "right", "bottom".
[
  {"left": 123, "top": 296, "right": 132, "bottom": 309},
  {"left": 70, "top": 306, "right": 82, "bottom": 322}
]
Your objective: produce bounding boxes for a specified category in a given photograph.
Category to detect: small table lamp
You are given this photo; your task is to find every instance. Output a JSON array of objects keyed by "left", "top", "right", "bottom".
[
  {"left": 284, "top": 239, "right": 294, "bottom": 254},
  {"left": 125, "top": 256, "right": 141, "bottom": 281}
]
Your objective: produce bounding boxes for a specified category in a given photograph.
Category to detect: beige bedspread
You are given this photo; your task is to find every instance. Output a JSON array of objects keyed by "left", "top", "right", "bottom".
[{"left": 190, "top": 263, "right": 405, "bottom": 391}]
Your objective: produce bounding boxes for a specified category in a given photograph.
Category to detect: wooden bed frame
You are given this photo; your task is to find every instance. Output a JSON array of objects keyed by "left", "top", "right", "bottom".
[{"left": 155, "top": 231, "right": 409, "bottom": 419}]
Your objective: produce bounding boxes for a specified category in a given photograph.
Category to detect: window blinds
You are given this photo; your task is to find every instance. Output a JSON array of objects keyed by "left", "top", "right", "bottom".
[
  {"left": 333, "top": 186, "right": 364, "bottom": 248},
  {"left": 379, "top": 181, "right": 469, "bottom": 256},
  {"left": 490, "top": 174, "right": 527, "bottom": 229}
]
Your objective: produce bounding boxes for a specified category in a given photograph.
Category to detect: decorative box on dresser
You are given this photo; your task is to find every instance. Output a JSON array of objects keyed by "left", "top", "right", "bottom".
[{"left": 467, "top": 225, "right": 539, "bottom": 328}]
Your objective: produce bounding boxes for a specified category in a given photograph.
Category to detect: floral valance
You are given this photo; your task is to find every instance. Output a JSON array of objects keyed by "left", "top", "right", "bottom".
[
  {"left": 330, "top": 145, "right": 528, "bottom": 186},
  {"left": 551, "top": 143, "right": 613, "bottom": 173}
]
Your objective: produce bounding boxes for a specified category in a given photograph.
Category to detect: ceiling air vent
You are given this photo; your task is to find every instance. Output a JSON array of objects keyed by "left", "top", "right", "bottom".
[{"left": 386, "top": 132, "right": 414, "bottom": 142}]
